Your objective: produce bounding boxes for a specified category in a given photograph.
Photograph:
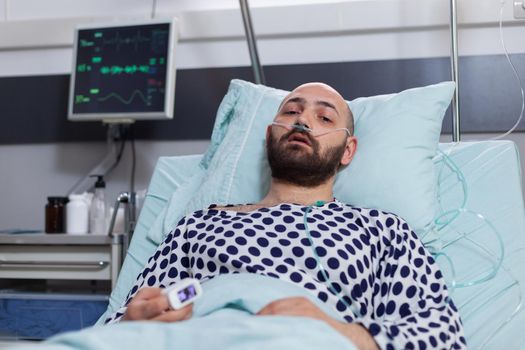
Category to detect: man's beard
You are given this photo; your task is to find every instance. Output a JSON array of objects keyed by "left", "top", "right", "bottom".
[{"left": 266, "top": 129, "right": 347, "bottom": 188}]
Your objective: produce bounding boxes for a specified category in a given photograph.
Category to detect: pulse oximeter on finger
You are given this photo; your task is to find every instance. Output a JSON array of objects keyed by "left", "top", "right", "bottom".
[{"left": 163, "top": 278, "right": 203, "bottom": 310}]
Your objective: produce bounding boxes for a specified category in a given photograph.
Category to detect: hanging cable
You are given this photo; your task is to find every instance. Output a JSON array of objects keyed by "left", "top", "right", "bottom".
[
  {"left": 66, "top": 125, "right": 127, "bottom": 195},
  {"left": 490, "top": 0, "right": 524, "bottom": 140},
  {"left": 103, "top": 133, "right": 126, "bottom": 178}
]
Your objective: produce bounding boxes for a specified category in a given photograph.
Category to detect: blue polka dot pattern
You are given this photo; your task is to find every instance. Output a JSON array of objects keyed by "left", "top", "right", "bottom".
[{"left": 105, "top": 201, "right": 465, "bottom": 350}]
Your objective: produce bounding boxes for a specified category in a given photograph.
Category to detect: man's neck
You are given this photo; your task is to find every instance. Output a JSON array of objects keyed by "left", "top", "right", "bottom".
[{"left": 260, "top": 178, "right": 335, "bottom": 207}]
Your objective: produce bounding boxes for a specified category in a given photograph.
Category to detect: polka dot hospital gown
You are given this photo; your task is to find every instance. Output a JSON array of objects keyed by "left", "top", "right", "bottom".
[{"left": 105, "top": 201, "right": 466, "bottom": 349}]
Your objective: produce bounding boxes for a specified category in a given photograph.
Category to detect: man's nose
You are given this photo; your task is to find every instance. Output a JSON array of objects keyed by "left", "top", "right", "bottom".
[{"left": 294, "top": 112, "right": 313, "bottom": 130}]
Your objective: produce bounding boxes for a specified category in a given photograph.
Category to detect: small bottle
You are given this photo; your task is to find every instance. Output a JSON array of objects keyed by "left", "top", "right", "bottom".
[
  {"left": 45, "top": 196, "right": 68, "bottom": 233},
  {"left": 89, "top": 175, "right": 107, "bottom": 235},
  {"left": 66, "top": 194, "right": 89, "bottom": 234}
]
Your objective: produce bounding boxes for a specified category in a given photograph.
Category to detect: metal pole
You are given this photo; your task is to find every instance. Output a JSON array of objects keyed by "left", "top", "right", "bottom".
[
  {"left": 239, "top": 0, "right": 266, "bottom": 85},
  {"left": 449, "top": 0, "right": 461, "bottom": 142}
]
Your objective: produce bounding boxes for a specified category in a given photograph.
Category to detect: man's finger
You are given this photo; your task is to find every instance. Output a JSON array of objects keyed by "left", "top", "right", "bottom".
[
  {"left": 135, "top": 295, "right": 171, "bottom": 319},
  {"left": 256, "top": 306, "right": 268, "bottom": 316},
  {"left": 133, "top": 287, "right": 163, "bottom": 300},
  {"left": 152, "top": 304, "right": 193, "bottom": 322}
]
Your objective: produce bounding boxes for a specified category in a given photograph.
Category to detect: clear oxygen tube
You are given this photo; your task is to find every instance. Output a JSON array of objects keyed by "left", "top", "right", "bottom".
[
  {"left": 271, "top": 122, "right": 351, "bottom": 137},
  {"left": 303, "top": 200, "right": 362, "bottom": 319},
  {"left": 429, "top": 148, "right": 523, "bottom": 348},
  {"left": 426, "top": 146, "right": 522, "bottom": 350},
  {"left": 429, "top": 0, "right": 523, "bottom": 327}
]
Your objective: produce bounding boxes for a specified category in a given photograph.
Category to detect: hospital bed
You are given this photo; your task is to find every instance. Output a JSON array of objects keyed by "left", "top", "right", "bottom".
[
  {"left": 103, "top": 140, "right": 525, "bottom": 348},
  {"left": 11, "top": 80, "right": 525, "bottom": 350}
]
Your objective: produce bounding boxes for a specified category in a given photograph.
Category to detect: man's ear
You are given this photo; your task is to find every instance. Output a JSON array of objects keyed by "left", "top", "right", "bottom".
[
  {"left": 265, "top": 124, "right": 272, "bottom": 145},
  {"left": 340, "top": 136, "right": 357, "bottom": 167}
]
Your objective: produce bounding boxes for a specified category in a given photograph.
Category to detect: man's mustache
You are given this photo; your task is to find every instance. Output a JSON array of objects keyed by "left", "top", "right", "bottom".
[{"left": 280, "top": 128, "right": 317, "bottom": 148}]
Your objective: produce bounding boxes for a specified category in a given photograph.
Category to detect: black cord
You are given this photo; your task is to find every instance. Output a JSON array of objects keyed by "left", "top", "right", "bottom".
[
  {"left": 66, "top": 125, "right": 127, "bottom": 195},
  {"left": 103, "top": 132, "right": 126, "bottom": 178}
]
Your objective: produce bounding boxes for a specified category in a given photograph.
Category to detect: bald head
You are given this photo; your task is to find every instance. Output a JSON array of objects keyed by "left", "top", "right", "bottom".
[{"left": 279, "top": 82, "right": 354, "bottom": 136}]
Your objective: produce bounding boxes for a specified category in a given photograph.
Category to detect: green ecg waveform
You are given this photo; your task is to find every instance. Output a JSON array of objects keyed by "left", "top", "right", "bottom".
[
  {"left": 75, "top": 95, "right": 90, "bottom": 104},
  {"left": 77, "top": 64, "right": 92, "bottom": 72},
  {"left": 97, "top": 90, "right": 150, "bottom": 106},
  {"left": 102, "top": 31, "right": 151, "bottom": 51},
  {"left": 100, "top": 65, "right": 151, "bottom": 75},
  {"left": 80, "top": 39, "right": 94, "bottom": 48}
]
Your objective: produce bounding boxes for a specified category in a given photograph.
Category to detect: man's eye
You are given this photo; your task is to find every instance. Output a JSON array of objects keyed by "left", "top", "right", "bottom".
[
  {"left": 284, "top": 110, "right": 299, "bottom": 115},
  {"left": 320, "top": 116, "right": 332, "bottom": 123}
]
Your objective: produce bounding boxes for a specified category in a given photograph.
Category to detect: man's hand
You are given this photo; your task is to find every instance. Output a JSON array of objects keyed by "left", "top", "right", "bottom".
[
  {"left": 123, "top": 287, "right": 193, "bottom": 322},
  {"left": 256, "top": 296, "right": 334, "bottom": 323},
  {"left": 256, "top": 296, "right": 378, "bottom": 350}
]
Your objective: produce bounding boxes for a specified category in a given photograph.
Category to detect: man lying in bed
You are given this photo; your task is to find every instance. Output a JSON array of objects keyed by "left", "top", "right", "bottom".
[{"left": 105, "top": 83, "right": 466, "bottom": 350}]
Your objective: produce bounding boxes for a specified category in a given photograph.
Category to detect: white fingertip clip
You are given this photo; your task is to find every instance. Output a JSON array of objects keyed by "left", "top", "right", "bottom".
[{"left": 162, "top": 278, "right": 203, "bottom": 310}]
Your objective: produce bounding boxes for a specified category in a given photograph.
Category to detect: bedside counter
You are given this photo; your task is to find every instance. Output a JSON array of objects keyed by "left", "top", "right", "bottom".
[{"left": 0, "top": 233, "right": 124, "bottom": 289}]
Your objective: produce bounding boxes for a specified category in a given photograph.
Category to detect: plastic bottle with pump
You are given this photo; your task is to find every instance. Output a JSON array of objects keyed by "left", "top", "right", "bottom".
[{"left": 89, "top": 175, "right": 107, "bottom": 235}]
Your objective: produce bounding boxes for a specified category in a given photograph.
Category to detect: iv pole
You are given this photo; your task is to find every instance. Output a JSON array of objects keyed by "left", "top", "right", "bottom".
[
  {"left": 449, "top": 0, "right": 461, "bottom": 142},
  {"left": 239, "top": 0, "right": 266, "bottom": 85}
]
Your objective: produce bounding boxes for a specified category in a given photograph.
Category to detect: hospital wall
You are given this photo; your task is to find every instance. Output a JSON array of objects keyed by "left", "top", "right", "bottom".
[{"left": 0, "top": 0, "right": 524, "bottom": 230}]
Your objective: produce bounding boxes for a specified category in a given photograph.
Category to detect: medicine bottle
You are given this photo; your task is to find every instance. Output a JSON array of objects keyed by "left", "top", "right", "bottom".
[
  {"left": 45, "top": 196, "right": 68, "bottom": 233},
  {"left": 89, "top": 175, "right": 107, "bottom": 235},
  {"left": 66, "top": 194, "right": 89, "bottom": 234}
]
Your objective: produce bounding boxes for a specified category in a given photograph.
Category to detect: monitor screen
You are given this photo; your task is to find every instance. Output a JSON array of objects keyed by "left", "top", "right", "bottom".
[{"left": 68, "top": 19, "right": 177, "bottom": 121}]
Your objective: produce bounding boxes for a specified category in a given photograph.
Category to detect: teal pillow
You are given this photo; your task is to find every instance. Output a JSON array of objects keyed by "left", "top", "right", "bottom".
[{"left": 151, "top": 79, "right": 454, "bottom": 243}]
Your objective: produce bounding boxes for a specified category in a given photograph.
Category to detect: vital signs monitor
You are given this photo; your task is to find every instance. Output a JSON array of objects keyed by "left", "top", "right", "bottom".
[{"left": 68, "top": 19, "right": 178, "bottom": 121}]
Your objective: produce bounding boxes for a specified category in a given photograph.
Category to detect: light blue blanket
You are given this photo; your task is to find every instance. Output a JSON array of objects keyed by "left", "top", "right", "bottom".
[{"left": 11, "top": 274, "right": 357, "bottom": 350}]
